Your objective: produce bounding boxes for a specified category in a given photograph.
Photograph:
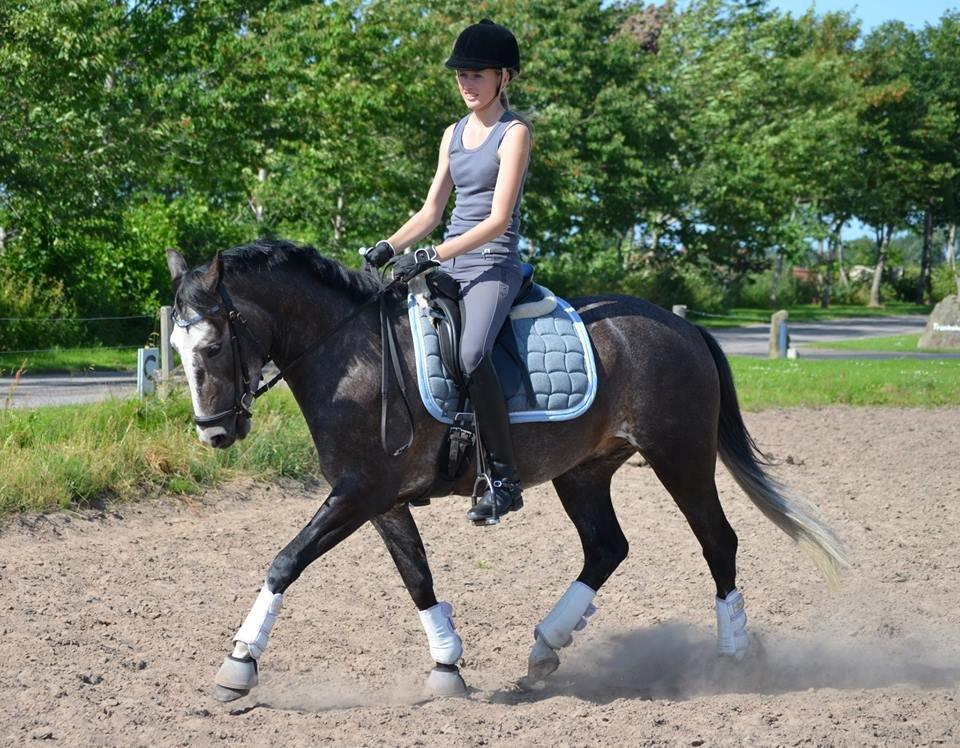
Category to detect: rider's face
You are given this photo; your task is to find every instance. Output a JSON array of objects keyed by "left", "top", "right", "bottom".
[{"left": 455, "top": 68, "right": 504, "bottom": 110}]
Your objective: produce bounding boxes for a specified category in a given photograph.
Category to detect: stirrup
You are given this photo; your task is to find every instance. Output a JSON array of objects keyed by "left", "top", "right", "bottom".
[{"left": 468, "top": 473, "right": 523, "bottom": 526}]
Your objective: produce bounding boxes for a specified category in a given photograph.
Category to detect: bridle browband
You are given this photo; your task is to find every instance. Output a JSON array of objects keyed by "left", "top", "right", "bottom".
[{"left": 176, "top": 266, "right": 414, "bottom": 456}]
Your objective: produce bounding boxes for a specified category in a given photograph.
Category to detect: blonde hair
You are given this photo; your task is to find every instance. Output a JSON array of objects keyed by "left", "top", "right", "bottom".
[{"left": 499, "top": 68, "right": 532, "bottom": 133}]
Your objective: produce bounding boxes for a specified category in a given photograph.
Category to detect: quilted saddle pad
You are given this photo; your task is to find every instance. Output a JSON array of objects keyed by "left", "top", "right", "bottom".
[{"left": 407, "top": 293, "right": 598, "bottom": 425}]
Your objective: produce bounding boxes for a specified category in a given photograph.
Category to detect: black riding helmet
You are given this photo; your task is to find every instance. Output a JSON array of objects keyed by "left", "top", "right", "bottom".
[{"left": 445, "top": 19, "right": 520, "bottom": 72}]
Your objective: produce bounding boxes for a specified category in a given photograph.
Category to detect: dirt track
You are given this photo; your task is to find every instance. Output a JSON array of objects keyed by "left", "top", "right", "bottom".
[{"left": 3, "top": 407, "right": 959, "bottom": 746}]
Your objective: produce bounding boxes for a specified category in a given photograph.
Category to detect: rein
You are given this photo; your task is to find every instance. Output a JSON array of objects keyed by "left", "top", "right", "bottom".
[{"left": 180, "top": 266, "right": 415, "bottom": 456}]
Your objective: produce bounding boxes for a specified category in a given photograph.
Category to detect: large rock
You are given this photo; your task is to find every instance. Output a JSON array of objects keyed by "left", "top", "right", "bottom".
[{"left": 918, "top": 295, "right": 960, "bottom": 350}]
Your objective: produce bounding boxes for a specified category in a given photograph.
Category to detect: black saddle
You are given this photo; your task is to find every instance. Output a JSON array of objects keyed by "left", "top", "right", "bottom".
[
  {"left": 414, "top": 263, "right": 539, "bottom": 490},
  {"left": 423, "top": 263, "right": 537, "bottom": 399}
]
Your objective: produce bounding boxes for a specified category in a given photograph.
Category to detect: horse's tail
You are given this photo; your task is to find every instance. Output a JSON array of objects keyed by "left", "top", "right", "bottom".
[{"left": 697, "top": 326, "right": 850, "bottom": 588}]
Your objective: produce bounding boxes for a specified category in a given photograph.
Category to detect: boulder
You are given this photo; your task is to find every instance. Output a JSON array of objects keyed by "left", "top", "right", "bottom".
[{"left": 918, "top": 295, "right": 960, "bottom": 350}]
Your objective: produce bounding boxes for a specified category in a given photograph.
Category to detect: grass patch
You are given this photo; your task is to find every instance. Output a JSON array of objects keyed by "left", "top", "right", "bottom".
[
  {"left": 810, "top": 333, "right": 960, "bottom": 353},
  {"left": 3, "top": 357, "right": 959, "bottom": 516},
  {"left": 693, "top": 302, "right": 931, "bottom": 328},
  {"left": 0, "top": 386, "right": 319, "bottom": 514},
  {"left": 730, "top": 356, "right": 960, "bottom": 409},
  {"left": 0, "top": 346, "right": 140, "bottom": 375}
]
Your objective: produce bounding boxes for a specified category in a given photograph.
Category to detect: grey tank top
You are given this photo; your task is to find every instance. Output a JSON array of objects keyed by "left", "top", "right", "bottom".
[{"left": 444, "top": 110, "right": 528, "bottom": 256}]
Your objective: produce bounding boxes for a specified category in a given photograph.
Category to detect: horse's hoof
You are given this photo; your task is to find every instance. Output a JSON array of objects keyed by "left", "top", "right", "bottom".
[
  {"left": 212, "top": 684, "right": 250, "bottom": 703},
  {"left": 524, "top": 636, "right": 560, "bottom": 686},
  {"left": 214, "top": 654, "right": 258, "bottom": 694},
  {"left": 425, "top": 666, "right": 468, "bottom": 697}
]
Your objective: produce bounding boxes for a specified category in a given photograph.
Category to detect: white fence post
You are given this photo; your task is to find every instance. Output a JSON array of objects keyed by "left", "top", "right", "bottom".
[
  {"left": 160, "top": 306, "right": 173, "bottom": 380},
  {"left": 672, "top": 304, "right": 687, "bottom": 318}
]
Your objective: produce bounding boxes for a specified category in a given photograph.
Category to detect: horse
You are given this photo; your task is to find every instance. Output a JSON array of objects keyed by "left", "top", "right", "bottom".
[{"left": 164, "top": 239, "right": 848, "bottom": 702}]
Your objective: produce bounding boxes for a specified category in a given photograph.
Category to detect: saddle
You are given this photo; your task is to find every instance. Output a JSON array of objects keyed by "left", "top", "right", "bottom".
[
  {"left": 407, "top": 263, "right": 597, "bottom": 490},
  {"left": 420, "top": 263, "right": 543, "bottom": 403}
]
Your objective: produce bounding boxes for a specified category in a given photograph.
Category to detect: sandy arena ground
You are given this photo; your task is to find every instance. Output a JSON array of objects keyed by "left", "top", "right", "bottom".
[{"left": 2, "top": 407, "right": 959, "bottom": 746}]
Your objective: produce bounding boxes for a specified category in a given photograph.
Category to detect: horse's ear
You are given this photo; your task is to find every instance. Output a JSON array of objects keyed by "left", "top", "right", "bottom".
[
  {"left": 166, "top": 248, "right": 188, "bottom": 285},
  {"left": 201, "top": 251, "right": 224, "bottom": 290}
]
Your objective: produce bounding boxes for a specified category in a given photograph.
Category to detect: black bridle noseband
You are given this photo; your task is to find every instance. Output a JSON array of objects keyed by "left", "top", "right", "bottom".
[{"left": 174, "top": 266, "right": 414, "bottom": 456}]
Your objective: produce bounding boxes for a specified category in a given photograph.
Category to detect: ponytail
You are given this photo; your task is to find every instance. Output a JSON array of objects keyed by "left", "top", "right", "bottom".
[{"left": 499, "top": 68, "right": 533, "bottom": 135}]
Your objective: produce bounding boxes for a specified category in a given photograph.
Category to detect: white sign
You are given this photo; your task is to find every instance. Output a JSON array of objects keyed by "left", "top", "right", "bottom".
[
  {"left": 138, "top": 347, "right": 160, "bottom": 397},
  {"left": 933, "top": 323, "right": 960, "bottom": 333}
]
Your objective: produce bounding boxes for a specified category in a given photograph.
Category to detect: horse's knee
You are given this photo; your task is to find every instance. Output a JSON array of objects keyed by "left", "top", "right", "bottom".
[{"left": 266, "top": 552, "right": 298, "bottom": 594}]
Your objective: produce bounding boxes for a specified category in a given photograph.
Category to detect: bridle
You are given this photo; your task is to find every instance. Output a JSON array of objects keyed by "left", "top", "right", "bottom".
[
  {"left": 173, "top": 283, "right": 266, "bottom": 431},
  {"left": 174, "top": 266, "right": 413, "bottom": 455}
]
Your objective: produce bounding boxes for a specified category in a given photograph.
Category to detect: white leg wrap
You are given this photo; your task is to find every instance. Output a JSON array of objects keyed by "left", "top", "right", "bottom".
[
  {"left": 715, "top": 588, "right": 748, "bottom": 659},
  {"left": 233, "top": 584, "right": 284, "bottom": 660},
  {"left": 535, "top": 581, "right": 597, "bottom": 650},
  {"left": 418, "top": 601, "right": 463, "bottom": 665}
]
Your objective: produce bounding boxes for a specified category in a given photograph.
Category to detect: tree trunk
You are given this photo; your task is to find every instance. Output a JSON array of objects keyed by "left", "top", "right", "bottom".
[
  {"left": 331, "top": 192, "right": 344, "bottom": 248},
  {"left": 869, "top": 226, "right": 891, "bottom": 308},
  {"left": 916, "top": 208, "right": 933, "bottom": 303},
  {"left": 947, "top": 223, "right": 958, "bottom": 297},
  {"left": 247, "top": 166, "right": 268, "bottom": 224},
  {"left": 835, "top": 230, "right": 849, "bottom": 287},
  {"left": 770, "top": 249, "right": 784, "bottom": 309},
  {"left": 819, "top": 237, "right": 832, "bottom": 309}
]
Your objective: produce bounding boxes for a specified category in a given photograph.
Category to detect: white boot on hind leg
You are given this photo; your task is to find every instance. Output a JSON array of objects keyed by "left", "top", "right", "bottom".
[
  {"left": 715, "top": 588, "right": 748, "bottom": 660},
  {"left": 521, "top": 581, "right": 597, "bottom": 689}
]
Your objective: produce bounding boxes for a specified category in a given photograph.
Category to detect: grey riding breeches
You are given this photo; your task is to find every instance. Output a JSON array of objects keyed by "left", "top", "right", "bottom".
[{"left": 440, "top": 251, "right": 523, "bottom": 376}]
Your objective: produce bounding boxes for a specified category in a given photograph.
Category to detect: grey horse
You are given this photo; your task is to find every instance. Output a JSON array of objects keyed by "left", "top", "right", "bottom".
[{"left": 165, "top": 239, "right": 848, "bottom": 702}]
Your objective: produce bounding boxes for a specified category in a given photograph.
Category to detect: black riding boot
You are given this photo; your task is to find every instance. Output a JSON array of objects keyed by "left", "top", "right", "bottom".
[{"left": 465, "top": 356, "right": 523, "bottom": 523}]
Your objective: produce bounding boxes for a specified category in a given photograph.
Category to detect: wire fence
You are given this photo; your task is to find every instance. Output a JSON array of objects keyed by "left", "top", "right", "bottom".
[{"left": 0, "top": 313, "right": 159, "bottom": 357}]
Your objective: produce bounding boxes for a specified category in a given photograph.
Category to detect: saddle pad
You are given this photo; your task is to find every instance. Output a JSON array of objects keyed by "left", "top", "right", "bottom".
[{"left": 407, "top": 294, "right": 598, "bottom": 425}]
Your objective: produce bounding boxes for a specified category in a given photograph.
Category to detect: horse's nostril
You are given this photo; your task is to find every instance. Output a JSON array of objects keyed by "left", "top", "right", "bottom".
[{"left": 210, "top": 434, "right": 227, "bottom": 448}]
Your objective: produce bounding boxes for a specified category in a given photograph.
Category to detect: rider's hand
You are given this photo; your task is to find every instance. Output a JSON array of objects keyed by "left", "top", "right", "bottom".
[
  {"left": 363, "top": 240, "right": 396, "bottom": 268},
  {"left": 392, "top": 246, "right": 440, "bottom": 283}
]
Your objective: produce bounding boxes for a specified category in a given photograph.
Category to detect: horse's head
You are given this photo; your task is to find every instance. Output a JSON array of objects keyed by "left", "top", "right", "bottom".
[{"left": 166, "top": 248, "right": 268, "bottom": 449}]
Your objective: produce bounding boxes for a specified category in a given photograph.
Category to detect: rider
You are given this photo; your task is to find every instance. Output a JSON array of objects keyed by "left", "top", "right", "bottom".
[{"left": 365, "top": 19, "right": 531, "bottom": 523}]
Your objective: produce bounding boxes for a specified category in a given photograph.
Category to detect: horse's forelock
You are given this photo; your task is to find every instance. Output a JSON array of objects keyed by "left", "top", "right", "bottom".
[{"left": 176, "top": 266, "right": 220, "bottom": 315}]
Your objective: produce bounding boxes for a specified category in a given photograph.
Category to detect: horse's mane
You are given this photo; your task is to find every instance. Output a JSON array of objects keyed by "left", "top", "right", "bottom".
[{"left": 177, "top": 238, "right": 385, "bottom": 311}]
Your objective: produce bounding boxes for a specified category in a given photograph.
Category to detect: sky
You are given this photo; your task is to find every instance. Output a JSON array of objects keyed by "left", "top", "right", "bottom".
[{"left": 768, "top": 0, "right": 956, "bottom": 32}]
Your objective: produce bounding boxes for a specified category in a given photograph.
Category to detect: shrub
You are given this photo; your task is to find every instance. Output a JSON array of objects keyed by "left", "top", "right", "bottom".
[
  {"left": 0, "top": 272, "right": 79, "bottom": 351},
  {"left": 932, "top": 265, "right": 959, "bottom": 302}
]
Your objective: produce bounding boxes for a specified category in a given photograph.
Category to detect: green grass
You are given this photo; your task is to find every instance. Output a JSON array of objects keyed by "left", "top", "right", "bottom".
[
  {"left": 730, "top": 356, "right": 960, "bottom": 409},
  {"left": 0, "top": 346, "right": 140, "bottom": 375},
  {"left": 0, "top": 387, "right": 319, "bottom": 514},
  {"left": 809, "top": 333, "right": 960, "bottom": 353},
  {"left": 693, "top": 301, "right": 931, "bottom": 328},
  {"left": 3, "top": 357, "right": 959, "bottom": 516}
]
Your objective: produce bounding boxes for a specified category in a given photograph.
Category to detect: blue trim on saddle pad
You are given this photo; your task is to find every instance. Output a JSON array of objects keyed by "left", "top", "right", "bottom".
[{"left": 407, "top": 294, "right": 598, "bottom": 425}]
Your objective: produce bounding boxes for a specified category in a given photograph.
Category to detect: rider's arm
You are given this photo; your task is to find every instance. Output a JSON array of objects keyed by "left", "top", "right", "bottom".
[
  {"left": 386, "top": 125, "right": 456, "bottom": 252},
  {"left": 433, "top": 122, "right": 530, "bottom": 262}
]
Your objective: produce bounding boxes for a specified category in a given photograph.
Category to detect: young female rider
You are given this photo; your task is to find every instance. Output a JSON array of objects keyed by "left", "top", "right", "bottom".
[{"left": 364, "top": 19, "right": 531, "bottom": 523}]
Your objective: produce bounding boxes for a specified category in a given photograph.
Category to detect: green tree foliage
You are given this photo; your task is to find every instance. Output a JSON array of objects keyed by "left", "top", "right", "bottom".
[{"left": 2, "top": 0, "right": 960, "bottom": 345}]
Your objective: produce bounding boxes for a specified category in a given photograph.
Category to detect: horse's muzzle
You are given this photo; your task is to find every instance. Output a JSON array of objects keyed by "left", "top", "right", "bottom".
[{"left": 197, "top": 415, "right": 251, "bottom": 449}]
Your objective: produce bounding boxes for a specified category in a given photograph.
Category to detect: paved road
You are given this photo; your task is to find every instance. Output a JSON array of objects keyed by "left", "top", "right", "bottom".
[
  {"left": 0, "top": 371, "right": 139, "bottom": 410},
  {"left": 707, "top": 314, "right": 960, "bottom": 359},
  {"left": 2, "top": 315, "right": 954, "bottom": 409}
]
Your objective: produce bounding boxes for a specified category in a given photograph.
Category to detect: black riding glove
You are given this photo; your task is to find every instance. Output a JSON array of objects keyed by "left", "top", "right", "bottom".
[
  {"left": 363, "top": 240, "right": 396, "bottom": 268},
  {"left": 392, "top": 246, "right": 440, "bottom": 283}
]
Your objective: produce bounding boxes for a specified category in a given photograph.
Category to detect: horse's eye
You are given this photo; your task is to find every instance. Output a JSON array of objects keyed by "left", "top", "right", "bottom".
[{"left": 204, "top": 343, "right": 223, "bottom": 358}]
